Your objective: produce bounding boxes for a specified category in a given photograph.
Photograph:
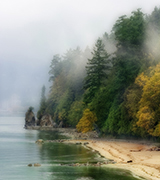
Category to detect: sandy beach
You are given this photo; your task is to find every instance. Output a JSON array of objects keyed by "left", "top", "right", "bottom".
[
  {"left": 64, "top": 138, "right": 160, "bottom": 180},
  {"left": 30, "top": 127, "right": 160, "bottom": 179}
]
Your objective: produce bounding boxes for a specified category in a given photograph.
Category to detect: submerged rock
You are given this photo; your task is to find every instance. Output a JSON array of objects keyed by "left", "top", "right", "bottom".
[
  {"left": 60, "top": 161, "right": 111, "bottom": 167},
  {"left": 75, "top": 142, "right": 82, "bottom": 145},
  {"left": 34, "top": 163, "right": 41, "bottom": 167},
  {"left": 28, "top": 163, "right": 41, "bottom": 167}
]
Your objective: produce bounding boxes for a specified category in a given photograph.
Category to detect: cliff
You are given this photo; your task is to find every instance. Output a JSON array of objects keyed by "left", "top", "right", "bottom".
[{"left": 25, "top": 107, "right": 36, "bottom": 128}]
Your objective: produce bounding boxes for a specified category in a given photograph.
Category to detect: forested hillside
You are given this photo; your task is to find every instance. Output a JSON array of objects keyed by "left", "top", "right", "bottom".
[{"left": 38, "top": 7, "right": 160, "bottom": 138}]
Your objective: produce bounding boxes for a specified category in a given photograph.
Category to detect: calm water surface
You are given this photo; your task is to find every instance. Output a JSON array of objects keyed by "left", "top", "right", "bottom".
[{"left": 0, "top": 117, "right": 144, "bottom": 180}]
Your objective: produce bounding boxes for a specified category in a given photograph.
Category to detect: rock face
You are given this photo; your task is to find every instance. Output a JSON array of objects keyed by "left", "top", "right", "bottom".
[
  {"left": 35, "top": 139, "right": 44, "bottom": 144},
  {"left": 25, "top": 107, "right": 36, "bottom": 128},
  {"left": 39, "top": 114, "right": 53, "bottom": 127},
  {"left": 58, "top": 121, "right": 63, "bottom": 128},
  {"left": 53, "top": 122, "right": 58, "bottom": 128}
]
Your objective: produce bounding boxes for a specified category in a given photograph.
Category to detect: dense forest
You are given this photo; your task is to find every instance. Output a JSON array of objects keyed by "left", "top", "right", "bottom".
[{"left": 37, "top": 7, "right": 160, "bottom": 138}]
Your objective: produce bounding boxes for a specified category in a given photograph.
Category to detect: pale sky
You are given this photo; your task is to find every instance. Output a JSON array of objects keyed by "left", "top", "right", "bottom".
[
  {"left": 0, "top": 0, "right": 159, "bottom": 113},
  {"left": 0, "top": 0, "right": 160, "bottom": 62}
]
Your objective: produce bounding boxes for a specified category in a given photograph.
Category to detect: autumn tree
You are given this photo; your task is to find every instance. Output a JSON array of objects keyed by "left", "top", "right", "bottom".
[
  {"left": 76, "top": 108, "right": 97, "bottom": 133},
  {"left": 36, "top": 7, "right": 160, "bottom": 137},
  {"left": 136, "top": 63, "right": 160, "bottom": 136}
]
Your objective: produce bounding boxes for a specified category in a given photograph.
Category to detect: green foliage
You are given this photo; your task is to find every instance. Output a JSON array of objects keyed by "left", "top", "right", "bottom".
[
  {"left": 45, "top": 47, "right": 88, "bottom": 126},
  {"left": 28, "top": 106, "right": 34, "bottom": 112},
  {"left": 145, "top": 7, "right": 160, "bottom": 64},
  {"left": 148, "top": 6, "right": 160, "bottom": 33},
  {"left": 49, "top": 54, "right": 62, "bottom": 81},
  {"left": 113, "top": 9, "right": 145, "bottom": 52},
  {"left": 90, "top": 9, "right": 146, "bottom": 136},
  {"left": 38, "top": 7, "right": 160, "bottom": 138},
  {"left": 76, "top": 109, "right": 97, "bottom": 133},
  {"left": 84, "top": 38, "right": 110, "bottom": 104},
  {"left": 68, "top": 100, "right": 84, "bottom": 127},
  {"left": 37, "top": 85, "right": 46, "bottom": 120},
  {"left": 103, "top": 96, "right": 120, "bottom": 134}
]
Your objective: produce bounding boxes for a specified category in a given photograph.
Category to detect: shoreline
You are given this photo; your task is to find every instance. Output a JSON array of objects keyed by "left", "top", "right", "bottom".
[
  {"left": 65, "top": 139, "right": 160, "bottom": 180},
  {"left": 59, "top": 129, "right": 160, "bottom": 180},
  {"left": 28, "top": 126, "right": 160, "bottom": 180},
  {"left": 87, "top": 139, "right": 160, "bottom": 180},
  {"left": 63, "top": 138, "right": 160, "bottom": 180}
]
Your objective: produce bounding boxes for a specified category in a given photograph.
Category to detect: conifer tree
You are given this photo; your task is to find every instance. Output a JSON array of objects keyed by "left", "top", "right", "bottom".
[
  {"left": 49, "top": 54, "right": 62, "bottom": 82},
  {"left": 37, "top": 85, "right": 46, "bottom": 120},
  {"left": 83, "top": 38, "right": 110, "bottom": 103}
]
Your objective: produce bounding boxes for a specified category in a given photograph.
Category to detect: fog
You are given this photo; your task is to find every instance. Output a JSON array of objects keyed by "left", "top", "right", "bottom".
[
  {"left": 145, "top": 25, "right": 160, "bottom": 61},
  {"left": 0, "top": 0, "right": 159, "bottom": 115}
]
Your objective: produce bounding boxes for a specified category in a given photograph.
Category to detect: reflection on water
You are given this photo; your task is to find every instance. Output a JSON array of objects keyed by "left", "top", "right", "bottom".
[{"left": 0, "top": 117, "right": 145, "bottom": 180}]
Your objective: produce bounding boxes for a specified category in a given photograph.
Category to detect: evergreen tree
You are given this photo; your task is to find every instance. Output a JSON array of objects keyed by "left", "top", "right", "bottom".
[
  {"left": 92, "top": 9, "right": 146, "bottom": 133},
  {"left": 49, "top": 54, "right": 62, "bottom": 82},
  {"left": 83, "top": 38, "right": 110, "bottom": 103},
  {"left": 148, "top": 6, "right": 160, "bottom": 34},
  {"left": 37, "top": 85, "right": 46, "bottom": 120},
  {"left": 145, "top": 7, "right": 160, "bottom": 64},
  {"left": 46, "top": 47, "right": 88, "bottom": 126},
  {"left": 113, "top": 9, "right": 145, "bottom": 54}
]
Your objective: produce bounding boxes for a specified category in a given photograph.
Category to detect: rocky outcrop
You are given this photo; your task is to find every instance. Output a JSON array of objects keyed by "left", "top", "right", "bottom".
[
  {"left": 25, "top": 107, "right": 36, "bottom": 128},
  {"left": 39, "top": 114, "right": 54, "bottom": 127},
  {"left": 35, "top": 139, "right": 44, "bottom": 144},
  {"left": 53, "top": 122, "right": 58, "bottom": 128},
  {"left": 58, "top": 121, "right": 63, "bottom": 128}
]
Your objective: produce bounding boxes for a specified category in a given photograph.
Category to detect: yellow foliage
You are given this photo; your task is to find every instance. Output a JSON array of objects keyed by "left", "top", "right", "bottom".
[
  {"left": 136, "top": 63, "right": 160, "bottom": 136},
  {"left": 140, "top": 72, "right": 160, "bottom": 108},
  {"left": 124, "top": 62, "right": 160, "bottom": 136},
  {"left": 152, "top": 123, "right": 160, "bottom": 136},
  {"left": 125, "top": 86, "right": 142, "bottom": 119},
  {"left": 136, "top": 106, "right": 155, "bottom": 133},
  {"left": 135, "top": 72, "right": 148, "bottom": 87},
  {"left": 76, "top": 109, "right": 97, "bottom": 133}
]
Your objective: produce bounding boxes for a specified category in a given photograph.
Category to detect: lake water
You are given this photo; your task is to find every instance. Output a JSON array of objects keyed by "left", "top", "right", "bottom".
[{"left": 0, "top": 117, "right": 144, "bottom": 180}]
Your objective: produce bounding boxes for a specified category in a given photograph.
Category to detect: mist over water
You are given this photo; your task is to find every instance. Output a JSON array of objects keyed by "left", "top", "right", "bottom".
[{"left": 0, "top": 59, "right": 50, "bottom": 114}]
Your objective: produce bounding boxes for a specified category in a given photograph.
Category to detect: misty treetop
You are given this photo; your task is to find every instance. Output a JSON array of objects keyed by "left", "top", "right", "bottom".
[
  {"left": 37, "top": 7, "right": 160, "bottom": 138},
  {"left": 44, "top": 47, "right": 89, "bottom": 126}
]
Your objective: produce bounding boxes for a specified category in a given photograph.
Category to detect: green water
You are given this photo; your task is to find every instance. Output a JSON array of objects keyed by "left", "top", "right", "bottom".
[{"left": 0, "top": 117, "right": 145, "bottom": 180}]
